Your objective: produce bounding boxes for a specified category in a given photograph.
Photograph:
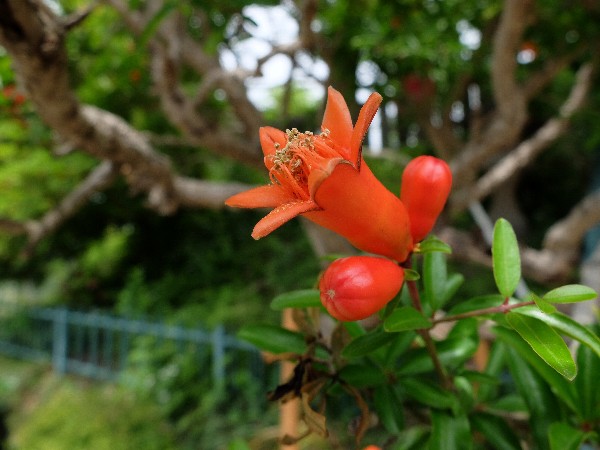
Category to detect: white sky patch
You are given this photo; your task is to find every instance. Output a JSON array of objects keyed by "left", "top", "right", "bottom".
[
  {"left": 517, "top": 49, "right": 536, "bottom": 64},
  {"left": 221, "top": 5, "right": 328, "bottom": 110},
  {"left": 456, "top": 20, "right": 481, "bottom": 50}
]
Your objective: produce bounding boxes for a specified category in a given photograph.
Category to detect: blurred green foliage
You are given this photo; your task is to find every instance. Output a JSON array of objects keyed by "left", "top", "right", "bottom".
[{"left": 9, "top": 375, "right": 178, "bottom": 450}]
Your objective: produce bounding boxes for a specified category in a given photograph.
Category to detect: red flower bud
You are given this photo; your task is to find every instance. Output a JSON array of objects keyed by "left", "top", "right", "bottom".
[
  {"left": 400, "top": 156, "right": 452, "bottom": 242},
  {"left": 319, "top": 256, "right": 405, "bottom": 322}
]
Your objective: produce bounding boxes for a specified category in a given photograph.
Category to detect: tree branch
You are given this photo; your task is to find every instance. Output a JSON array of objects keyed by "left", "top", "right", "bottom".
[
  {"left": 543, "top": 189, "right": 600, "bottom": 258},
  {"left": 451, "top": 0, "right": 533, "bottom": 189},
  {"left": 23, "top": 161, "right": 118, "bottom": 253},
  {"left": 454, "top": 63, "right": 594, "bottom": 210}
]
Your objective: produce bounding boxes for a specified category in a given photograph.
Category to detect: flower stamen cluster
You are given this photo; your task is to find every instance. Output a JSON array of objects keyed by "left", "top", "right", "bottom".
[{"left": 267, "top": 127, "right": 337, "bottom": 201}]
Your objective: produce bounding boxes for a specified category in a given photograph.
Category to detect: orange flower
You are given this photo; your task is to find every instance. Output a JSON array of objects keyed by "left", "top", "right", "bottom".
[{"left": 226, "top": 87, "right": 413, "bottom": 262}]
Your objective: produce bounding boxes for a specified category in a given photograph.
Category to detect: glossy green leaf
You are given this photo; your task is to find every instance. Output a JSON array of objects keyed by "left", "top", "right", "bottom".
[
  {"left": 401, "top": 378, "right": 459, "bottom": 411},
  {"left": 453, "top": 375, "right": 475, "bottom": 411},
  {"left": 238, "top": 324, "right": 306, "bottom": 354},
  {"left": 543, "top": 284, "right": 597, "bottom": 304},
  {"left": 516, "top": 307, "right": 600, "bottom": 359},
  {"left": 492, "top": 218, "right": 521, "bottom": 298},
  {"left": 404, "top": 268, "right": 421, "bottom": 281},
  {"left": 471, "top": 413, "right": 522, "bottom": 450},
  {"left": 227, "top": 438, "right": 252, "bottom": 450},
  {"left": 270, "top": 289, "right": 321, "bottom": 310},
  {"left": 343, "top": 321, "right": 366, "bottom": 338},
  {"left": 441, "top": 273, "right": 465, "bottom": 306},
  {"left": 494, "top": 326, "right": 577, "bottom": 411},
  {"left": 548, "top": 422, "right": 591, "bottom": 450},
  {"left": 373, "top": 384, "right": 404, "bottom": 433},
  {"left": 342, "top": 328, "right": 396, "bottom": 358},
  {"left": 476, "top": 339, "right": 507, "bottom": 403},
  {"left": 384, "top": 306, "right": 431, "bottom": 332},
  {"left": 506, "top": 312, "right": 576, "bottom": 380},
  {"left": 533, "top": 295, "right": 557, "bottom": 313},
  {"left": 504, "top": 346, "right": 561, "bottom": 449},
  {"left": 574, "top": 343, "right": 600, "bottom": 420},
  {"left": 397, "top": 336, "right": 478, "bottom": 375},
  {"left": 417, "top": 236, "right": 452, "bottom": 254},
  {"left": 338, "top": 363, "right": 386, "bottom": 387},
  {"left": 390, "top": 426, "right": 430, "bottom": 450},
  {"left": 423, "top": 251, "right": 446, "bottom": 311},
  {"left": 447, "top": 317, "right": 479, "bottom": 339},
  {"left": 383, "top": 331, "right": 416, "bottom": 366},
  {"left": 488, "top": 394, "right": 528, "bottom": 414},
  {"left": 428, "top": 410, "right": 471, "bottom": 450}
]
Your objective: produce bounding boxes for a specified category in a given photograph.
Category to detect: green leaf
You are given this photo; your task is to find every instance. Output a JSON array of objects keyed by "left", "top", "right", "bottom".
[
  {"left": 423, "top": 251, "right": 447, "bottom": 311},
  {"left": 471, "top": 413, "right": 523, "bottom": 450},
  {"left": 404, "top": 268, "right": 421, "bottom": 281},
  {"left": 338, "top": 363, "right": 387, "bottom": 387},
  {"left": 343, "top": 321, "right": 366, "bottom": 338},
  {"left": 428, "top": 411, "right": 471, "bottom": 450},
  {"left": 383, "top": 331, "right": 416, "bottom": 366},
  {"left": 533, "top": 295, "right": 557, "bottom": 313},
  {"left": 543, "top": 284, "right": 598, "bottom": 304},
  {"left": 390, "top": 426, "right": 430, "bottom": 450},
  {"left": 384, "top": 306, "right": 431, "bottom": 332},
  {"left": 506, "top": 312, "right": 576, "bottom": 380},
  {"left": 548, "top": 422, "right": 591, "bottom": 450},
  {"left": 238, "top": 324, "right": 306, "bottom": 354},
  {"left": 453, "top": 376, "right": 475, "bottom": 411},
  {"left": 441, "top": 273, "right": 465, "bottom": 306},
  {"left": 476, "top": 340, "right": 507, "bottom": 403},
  {"left": 418, "top": 236, "right": 452, "bottom": 254},
  {"left": 396, "top": 336, "right": 478, "bottom": 375},
  {"left": 574, "top": 343, "right": 600, "bottom": 420},
  {"left": 342, "top": 328, "right": 396, "bottom": 358},
  {"left": 373, "top": 385, "right": 404, "bottom": 433},
  {"left": 227, "top": 438, "right": 252, "bottom": 450},
  {"left": 494, "top": 326, "right": 578, "bottom": 411},
  {"left": 492, "top": 218, "right": 521, "bottom": 297},
  {"left": 488, "top": 394, "right": 528, "bottom": 414},
  {"left": 504, "top": 346, "right": 561, "bottom": 449},
  {"left": 516, "top": 307, "right": 600, "bottom": 359},
  {"left": 401, "top": 378, "right": 459, "bottom": 411},
  {"left": 270, "top": 289, "right": 321, "bottom": 310}
]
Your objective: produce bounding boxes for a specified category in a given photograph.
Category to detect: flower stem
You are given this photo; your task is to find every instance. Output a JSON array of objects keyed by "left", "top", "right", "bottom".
[
  {"left": 432, "top": 300, "right": 535, "bottom": 325},
  {"left": 403, "top": 259, "right": 452, "bottom": 389}
]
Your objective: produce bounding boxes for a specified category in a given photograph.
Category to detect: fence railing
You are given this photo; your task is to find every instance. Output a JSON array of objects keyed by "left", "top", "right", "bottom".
[{"left": 0, "top": 306, "right": 265, "bottom": 389}]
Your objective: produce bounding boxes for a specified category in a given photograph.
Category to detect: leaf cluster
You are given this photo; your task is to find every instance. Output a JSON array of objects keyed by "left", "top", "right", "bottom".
[{"left": 240, "top": 219, "right": 600, "bottom": 449}]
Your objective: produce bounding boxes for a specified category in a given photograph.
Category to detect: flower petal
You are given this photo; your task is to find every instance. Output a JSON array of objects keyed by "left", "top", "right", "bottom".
[
  {"left": 307, "top": 157, "right": 346, "bottom": 198},
  {"left": 321, "top": 87, "right": 353, "bottom": 158},
  {"left": 252, "top": 200, "right": 320, "bottom": 239},
  {"left": 307, "top": 161, "right": 413, "bottom": 262},
  {"left": 260, "top": 127, "right": 287, "bottom": 169},
  {"left": 349, "top": 92, "right": 382, "bottom": 166},
  {"left": 225, "top": 184, "right": 294, "bottom": 209}
]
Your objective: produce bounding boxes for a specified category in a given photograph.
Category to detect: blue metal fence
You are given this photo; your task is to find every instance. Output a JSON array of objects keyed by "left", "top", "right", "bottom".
[{"left": 0, "top": 306, "right": 264, "bottom": 388}]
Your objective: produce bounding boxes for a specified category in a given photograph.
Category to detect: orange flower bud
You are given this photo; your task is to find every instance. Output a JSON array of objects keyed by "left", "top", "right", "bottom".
[
  {"left": 400, "top": 156, "right": 452, "bottom": 242},
  {"left": 319, "top": 256, "right": 405, "bottom": 322}
]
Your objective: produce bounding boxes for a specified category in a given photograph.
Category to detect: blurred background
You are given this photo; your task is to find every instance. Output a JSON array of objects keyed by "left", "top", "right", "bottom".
[{"left": 0, "top": 0, "right": 599, "bottom": 448}]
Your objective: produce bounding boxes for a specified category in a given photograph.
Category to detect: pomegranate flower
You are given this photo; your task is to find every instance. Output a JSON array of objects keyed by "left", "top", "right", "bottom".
[{"left": 226, "top": 87, "right": 413, "bottom": 262}]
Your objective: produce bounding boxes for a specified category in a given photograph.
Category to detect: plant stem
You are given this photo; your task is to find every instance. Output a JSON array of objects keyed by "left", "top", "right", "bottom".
[
  {"left": 403, "top": 259, "right": 452, "bottom": 389},
  {"left": 432, "top": 301, "right": 535, "bottom": 325}
]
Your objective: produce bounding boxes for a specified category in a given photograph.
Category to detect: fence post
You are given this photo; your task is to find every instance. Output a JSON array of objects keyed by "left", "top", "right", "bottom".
[
  {"left": 211, "top": 325, "right": 225, "bottom": 392},
  {"left": 52, "top": 308, "right": 69, "bottom": 375}
]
